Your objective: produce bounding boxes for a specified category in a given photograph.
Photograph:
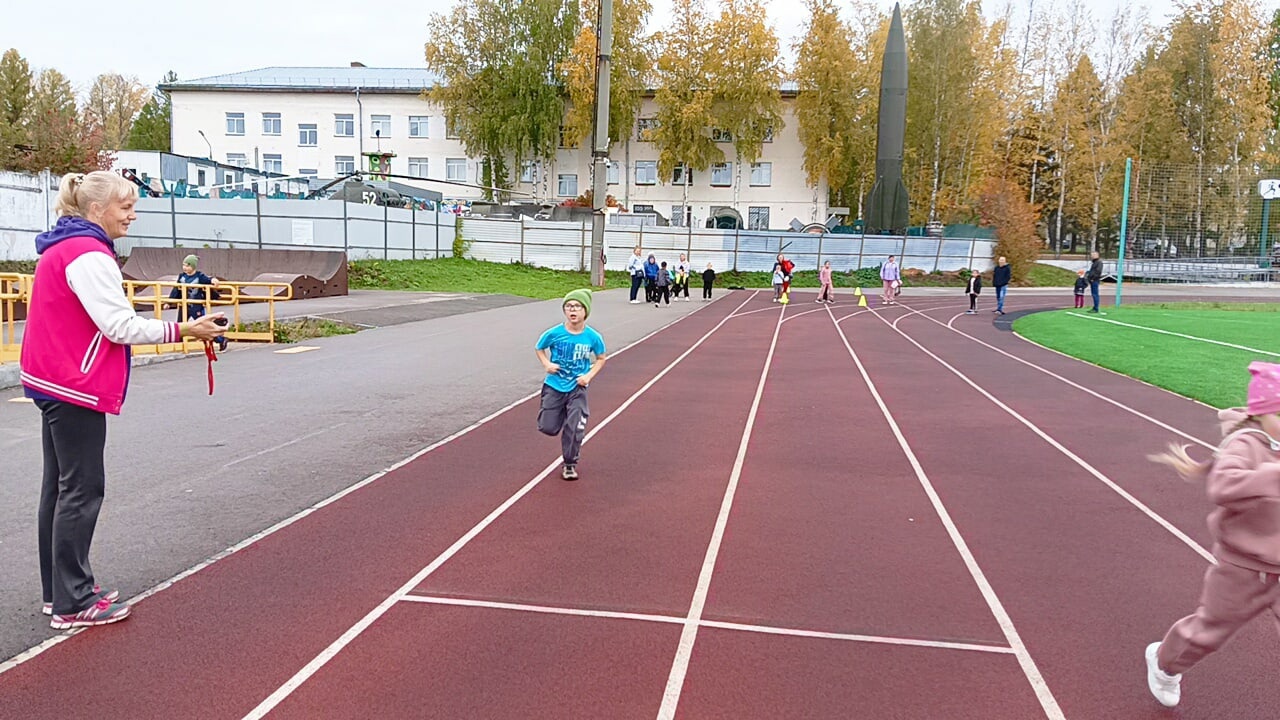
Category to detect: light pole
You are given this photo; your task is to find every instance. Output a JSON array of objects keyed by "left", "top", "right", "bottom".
[
  {"left": 197, "top": 130, "right": 213, "bottom": 160},
  {"left": 588, "top": 0, "right": 614, "bottom": 287}
]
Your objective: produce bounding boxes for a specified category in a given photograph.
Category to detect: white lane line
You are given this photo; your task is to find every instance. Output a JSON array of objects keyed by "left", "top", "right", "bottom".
[
  {"left": 398, "top": 595, "right": 1014, "bottom": 655},
  {"left": 836, "top": 309, "right": 876, "bottom": 324},
  {"left": 946, "top": 312, "right": 966, "bottom": 329},
  {"left": 240, "top": 292, "right": 761, "bottom": 720},
  {"left": 868, "top": 309, "right": 1216, "bottom": 565},
  {"left": 780, "top": 306, "right": 831, "bottom": 323},
  {"left": 699, "top": 619, "right": 1015, "bottom": 655},
  {"left": 0, "top": 294, "right": 724, "bottom": 677},
  {"left": 222, "top": 423, "right": 347, "bottom": 469},
  {"left": 729, "top": 305, "right": 781, "bottom": 319},
  {"left": 891, "top": 306, "right": 927, "bottom": 329},
  {"left": 1065, "top": 311, "right": 1280, "bottom": 358},
  {"left": 655, "top": 303, "right": 784, "bottom": 720},
  {"left": 897, "top": 301, "right": 1215, "bottom": 450},
  {"left": 825, "top": 304, "right": 1065, "bottom": 720}
]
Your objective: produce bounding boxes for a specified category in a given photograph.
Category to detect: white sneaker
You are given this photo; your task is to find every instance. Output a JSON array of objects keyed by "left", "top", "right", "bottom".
[
  {"left": 630, "top": 299, "right": 640, "bottom": 304},
  {"left": 1145, "top": 642, "right": 1181, "bottom": 707}
]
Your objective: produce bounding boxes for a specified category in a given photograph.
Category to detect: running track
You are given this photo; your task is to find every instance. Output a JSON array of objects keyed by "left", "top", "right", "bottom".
[{"left": 2, "top": 290, "right": 1277, "bottom": 719}]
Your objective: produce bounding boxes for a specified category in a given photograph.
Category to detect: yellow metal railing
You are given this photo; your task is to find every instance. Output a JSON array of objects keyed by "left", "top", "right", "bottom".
[
  {"left": 1, "top": 273, "right": 31, "bottom": 364},
  {"left": 0, "top": 273, "right": 294, "bottom": 362}
]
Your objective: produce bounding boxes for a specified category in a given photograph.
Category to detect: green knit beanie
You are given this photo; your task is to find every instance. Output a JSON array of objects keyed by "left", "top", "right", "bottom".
[
  {"left": 183, "top": 254, "right": 199, "bottom": 269},
  {"left": 563, "top": 288, "right": 592, "bottom": 318}
]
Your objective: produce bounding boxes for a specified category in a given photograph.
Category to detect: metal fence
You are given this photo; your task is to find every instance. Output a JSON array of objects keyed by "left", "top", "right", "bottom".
[{"left": 1108, "top": 255, "right": 1280, "bottom": 284}]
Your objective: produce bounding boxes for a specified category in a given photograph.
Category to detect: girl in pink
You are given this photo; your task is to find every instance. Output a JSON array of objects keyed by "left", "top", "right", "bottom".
[
  {"left": 1144, "top": 361, "right": 1280, "bottom": 708},
  {"left": 817, "top": 261, "right": 834, "bottom": 303}
]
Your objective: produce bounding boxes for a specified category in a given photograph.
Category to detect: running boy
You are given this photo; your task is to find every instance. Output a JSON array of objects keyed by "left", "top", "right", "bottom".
[{"left": 535, "top": 290, "right": 607, "bottom": 480}]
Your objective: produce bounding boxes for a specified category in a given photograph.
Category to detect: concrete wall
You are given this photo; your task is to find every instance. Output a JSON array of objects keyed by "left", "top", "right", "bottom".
[{"left": 0, "top": 170, "right": 57, "bottom": 261}]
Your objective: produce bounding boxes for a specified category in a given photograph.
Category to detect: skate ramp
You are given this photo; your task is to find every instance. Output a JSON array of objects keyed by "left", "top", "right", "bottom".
[{"left": 121, "top": 248, "right": 347, "bottom": 298}]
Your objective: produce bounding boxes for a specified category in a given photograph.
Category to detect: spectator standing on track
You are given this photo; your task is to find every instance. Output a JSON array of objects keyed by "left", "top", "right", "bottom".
[
  {"left": 1073, "top": 270, "right": 1087, "bottom": 308},
  {"left": 654, "top": 261, "right": 672, "bottom": 307},
  {"left": 702, "top": 262, "right": 716, "bottom": 301},
  {"left": 643, "top": 253, "right": 660, "bottom": 303},
  {"left": 1143, "top": 361, "right": 1280, "bottom": 708},
  {"left": 626, "top": 247, "right": 645, "bottom": 304},
  {"left": 817, "top": 261, "right": 834, "bottom": 303},
  {"left": 535, "top": 289, "right": 608, "bottom": 481},
  {"left": 21, "top": 171, "right": 226, "bottom": 629},
  {"left": 1087, "top": 251, "right": 1103, "bottom": 313},
  {"left": 964, "top": 270, "right": 982, "bottom": 314},
  {"left": 880, "top": 255, "right": 900, "bottom": 306},
  {"left": 991, "top": 256, "right": 1011, "bottom": 316},
  {"left": 674, "top": 253, "right": 691, "bottom": 301},
  {"left": 774, "top": 254, "right": 795, "bottom": 296},
  {"left": 169, "top": 254, "right": 227, "bottom": 351}
]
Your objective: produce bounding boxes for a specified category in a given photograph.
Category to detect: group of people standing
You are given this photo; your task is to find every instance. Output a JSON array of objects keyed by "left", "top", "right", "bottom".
[{"left": 625, "top": 248, "right": 716, "bottom": 306}]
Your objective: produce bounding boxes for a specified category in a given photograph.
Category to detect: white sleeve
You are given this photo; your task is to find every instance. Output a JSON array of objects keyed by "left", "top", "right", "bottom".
[{"left": 64, "top": 253, "right": 181, "bottom": 346}]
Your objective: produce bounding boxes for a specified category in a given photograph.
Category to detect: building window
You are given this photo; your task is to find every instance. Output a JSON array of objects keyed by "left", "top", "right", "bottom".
[
  {"left": 226, "top": 153, "right": 247, "bottom": 167},
  {"left": 559, "top": 126, "right": 579, "bottom": 149},
  {"left": 298, "top": 123, "right": 318, "bottom": 146},
  {"left": 335, "top": 114, "right": 354, "bottom": 137},
  {"left": 446, "top": 158, "right": 467, "bottom": 182},
  {"left": 672, "top": 165, "right": 692, "bottom": 185},
  {"left": 606, "top": 160, "right": 620, "bottom": 185},
  {"left": 445, "top": 118, "right": 459, "bottom": 139},
  {"left": 196, "top": 169, "right": 206, "bottom": 186},
  {"left": 299, "top": 168, "right": 318, "bottom": 178},
  {"left": 750, "top": 162, "right": 772, "bottom": 186},
  {"left": 636, "top": 118, "right": 657, "bottom": 142},
  {"left": 520, "top": 161, "right": 537, "bottom": 183},
  {"left": 262, "top": 113, "right": 281, "bottom": 135},
  {"left": 225, "top": 112, "right": 244, "bottom": 136},
  {"left": 711, "top": 128, "right": 732, "bottom": 143},
  {"left": 263, "top": 154, "right": 283, "bottom": 174},
  {"left": 710, "top": 162, "right": 732, "bottom": 186},
  {"left": 748, "top": 206, "right": 770, "bottom": 230},
  {"left": 371, "top": 115, "right": 391, "bottom": 137},
  {"left": 635, "top": 161, "right": 657, "bottom": 185},
  {"left": 671, "top": 205, "right": 691, "bottom": 227},
  {"left": 409, "top": 116, "right": 429, "bottom": 138},
  {"left": 408, "top": 157, "right": 429, "bottom": 179},
  {"left": 558, "top": 174, "right": 579, "bottom": 197},
  {"left": 763, "top": 126, "right": 774, "bottom": 142},
  {"left": 335, "top": 156, "right": 356, "bottom": 175}
]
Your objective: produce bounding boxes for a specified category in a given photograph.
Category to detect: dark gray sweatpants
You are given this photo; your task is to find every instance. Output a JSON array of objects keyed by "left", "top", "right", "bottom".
[
  {"left": 36, "top": 400, "right": 108, "bottom": 615},
  {"left": 537, "top": 384, "right": 589, "bottom": 464}
]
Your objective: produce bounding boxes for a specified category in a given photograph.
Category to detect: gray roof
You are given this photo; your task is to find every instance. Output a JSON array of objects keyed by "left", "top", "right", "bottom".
[{"left": 163, "top": 67, "right": 440, "bottom": 93}]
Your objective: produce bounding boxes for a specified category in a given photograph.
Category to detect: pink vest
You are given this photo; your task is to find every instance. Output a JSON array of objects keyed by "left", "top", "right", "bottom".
[{"left": 21, "top": 236, "right": 132, "bottom": 415}]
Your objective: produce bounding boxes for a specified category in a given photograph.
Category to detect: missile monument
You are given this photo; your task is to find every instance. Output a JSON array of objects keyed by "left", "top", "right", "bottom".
[{"left": 864, "top": 3, "right": 910, "bottom": 235}]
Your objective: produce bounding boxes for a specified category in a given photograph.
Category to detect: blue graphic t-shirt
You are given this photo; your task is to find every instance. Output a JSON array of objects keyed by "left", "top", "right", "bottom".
[{"left": 536, "top": 324, "right": 606, "bottom": 393}]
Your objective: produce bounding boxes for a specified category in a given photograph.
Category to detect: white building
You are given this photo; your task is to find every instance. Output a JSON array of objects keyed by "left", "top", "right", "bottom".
[
  {"left": 109, "top": 150, "right": 310, "bottom": 197},
  {"left": 165, "top": 65, "right": 828, "bottom": 230}
]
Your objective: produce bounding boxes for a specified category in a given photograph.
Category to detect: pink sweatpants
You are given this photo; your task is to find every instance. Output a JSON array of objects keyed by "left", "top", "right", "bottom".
[
  {"left": 882, "top": 280, "right": 895, "bottom": 304},
  {"left": 1158, "top": 559, "right": 1280, "bottom": 675}
]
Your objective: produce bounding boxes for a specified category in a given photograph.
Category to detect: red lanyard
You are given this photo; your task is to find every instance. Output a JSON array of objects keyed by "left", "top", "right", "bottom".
[{"left": 203, "top": 340, "right": 218, "bottom": 395}]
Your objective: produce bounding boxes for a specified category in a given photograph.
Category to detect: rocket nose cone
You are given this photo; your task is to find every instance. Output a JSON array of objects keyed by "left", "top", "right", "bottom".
[{"left": 887, "top": 4, "right": 906, "bottom": 51}]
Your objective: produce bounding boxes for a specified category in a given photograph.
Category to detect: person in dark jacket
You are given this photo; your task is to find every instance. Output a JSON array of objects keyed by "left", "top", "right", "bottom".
[
  {"left": 1073, "top": 269, "right": 1088, "bottom": 308},
  {"left": 701, "top": 262, "right": 716, "bottom": 301},
  {"left": 169, "top": 254, "right": 227, "bottom": 351},
  {"left": 965, "top": 271, "right": 982, "bottom": 314},
  {"left": 643, "top": 254, "right": 660, "bottom": 302},
  {"left": 991, "top": 256, "right": 1011, "bottom": 315},
  {"left": 1087, "top": 251, "right": 1104, "bottom": 312}
]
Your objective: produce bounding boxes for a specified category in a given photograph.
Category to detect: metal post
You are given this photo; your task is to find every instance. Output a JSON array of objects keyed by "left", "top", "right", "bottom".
[
  {"left": 411, "top": 204, "right": 417, "bottom": 260},
  {"left": 342, "top": 196, "right": 349, "bottom": 254},
  {"left": 588, "top": 0, "right": 614, "bottom": 287},
  {"left": 435, "top": 207, "right": 441, "bottom": 259},
  {"left": 520, "top": 217, "right": 526, "bottom": 264},
  {"left": 383, "top": 202, "right": 389, "bottom": 260},
  {"left": 170, "top": 191, "right": 177, "bottom": 247},
  {"left": 733, "top": 227, "right": 740, "bottom": 271},
  {"left": 817, "top": 231, "right": 824, "bottom": 269},
  {"left": 1116, "top": 157, "right": 1133, "bottom": 307},
  {"left": 255, "top": 192, "right": 263, "bottom": 249},
  {"left": 1261, "top": 199, "right": 1271, "bottom": 259}
]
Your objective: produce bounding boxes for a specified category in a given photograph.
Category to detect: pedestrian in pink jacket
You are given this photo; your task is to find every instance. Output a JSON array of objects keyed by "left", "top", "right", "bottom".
[
  {"left": 21, "top": 171, "right": 226, "bottom": 630},
  {"left": 1144, "top": 361, "right": 1280, "bottom": 707},
  {"left": 817, "top": 261, "right": 834, "bottom": 303}
]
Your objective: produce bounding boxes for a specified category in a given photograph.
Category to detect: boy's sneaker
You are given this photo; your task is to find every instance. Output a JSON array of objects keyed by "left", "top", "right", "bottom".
[
  {"left": 562, "top": 464, "right": 579, "bottom": 481},
  {"left": 42, "top": 585, "right": 119, "bottom": 616},
  {"left": 1145, "top": 642, "right": 1181, "bottom": 707},
  {"left": 50, "top": 597, "right": 131, "bottom": 630}
]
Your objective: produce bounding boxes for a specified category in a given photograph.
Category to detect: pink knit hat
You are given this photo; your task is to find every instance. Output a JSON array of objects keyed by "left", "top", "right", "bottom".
[{"left": 1247, "top": 361, "right": 1280, "bottom": 416}]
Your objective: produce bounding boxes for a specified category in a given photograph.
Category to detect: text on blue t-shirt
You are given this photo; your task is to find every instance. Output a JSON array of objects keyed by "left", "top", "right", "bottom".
[{"left": 536, "top": 324, "right": 607, "bottom": 393}]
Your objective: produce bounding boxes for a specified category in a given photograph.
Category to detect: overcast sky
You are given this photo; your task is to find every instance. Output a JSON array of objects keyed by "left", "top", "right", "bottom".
[{"left": 2, "top": 0, "right": 1215, "bottom": 95}]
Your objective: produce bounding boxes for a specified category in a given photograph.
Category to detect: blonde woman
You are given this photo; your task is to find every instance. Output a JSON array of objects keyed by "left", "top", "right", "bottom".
[{"left": 21, "top": 171, "right": 226, "bottom": 629}]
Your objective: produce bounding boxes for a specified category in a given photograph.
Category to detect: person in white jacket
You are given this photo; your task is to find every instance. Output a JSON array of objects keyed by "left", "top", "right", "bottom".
[{"left": 626, "top": 247, "right": 646, "bottom": 303}]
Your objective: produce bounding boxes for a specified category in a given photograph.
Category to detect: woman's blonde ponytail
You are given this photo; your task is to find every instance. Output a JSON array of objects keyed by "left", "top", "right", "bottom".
[{"left": 54, "top": 173, "right": 86, "bottom": 217}]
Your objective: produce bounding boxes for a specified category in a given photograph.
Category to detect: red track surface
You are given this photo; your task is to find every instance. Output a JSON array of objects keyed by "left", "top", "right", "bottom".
[{"left": 2, "top": 290, "right": 1278, "bottom": 719}]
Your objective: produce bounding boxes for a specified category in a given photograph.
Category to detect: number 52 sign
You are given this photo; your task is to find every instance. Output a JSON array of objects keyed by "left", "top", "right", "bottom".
[{"left": 1260, "top": 179, "right": 1280, "bottom": 200}]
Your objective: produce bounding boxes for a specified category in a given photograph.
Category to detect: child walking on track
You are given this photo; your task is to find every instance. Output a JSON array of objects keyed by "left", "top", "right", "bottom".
[
  {"left": 817, "top": 261, "right": 834, "bottom": 303},
  {"left": 702, "top": 262, "right": 716, "bottom": 300},
  {"left": 965, "top": 271, "right": 982, "bottom": 314},
  {"left": 1144, "top": 361, "right": 1280, "bottom": 708},
  {"left": 536, "top": 290, "right": 607, "bottom": 480}
]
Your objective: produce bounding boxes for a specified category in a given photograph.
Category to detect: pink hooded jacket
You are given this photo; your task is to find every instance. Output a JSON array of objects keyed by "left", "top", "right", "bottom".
[{"left": 1204, "top": 408, "right": 1280, "bottom": 574}]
